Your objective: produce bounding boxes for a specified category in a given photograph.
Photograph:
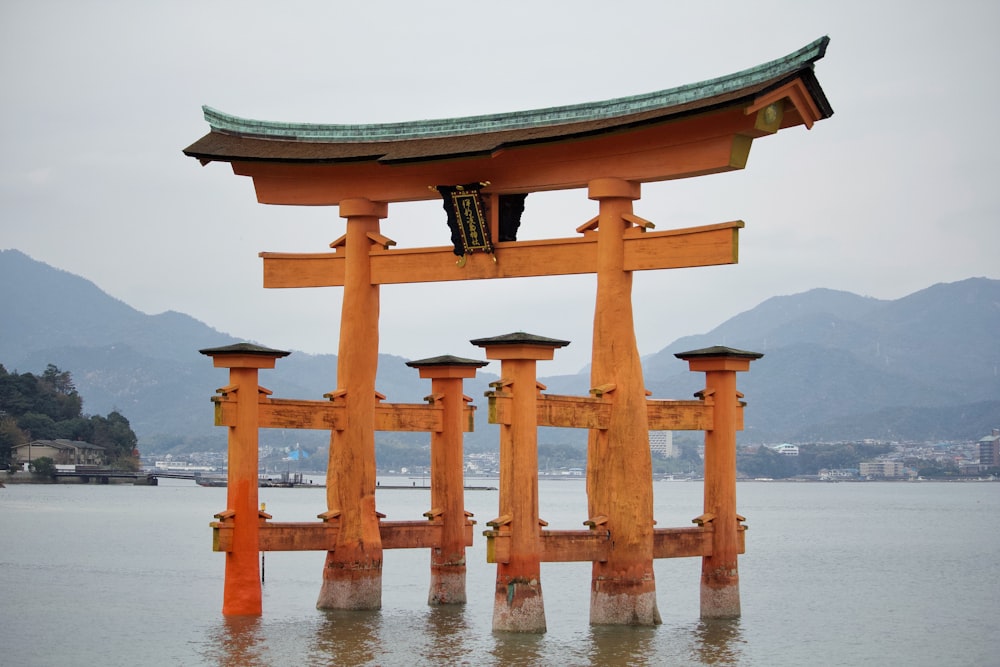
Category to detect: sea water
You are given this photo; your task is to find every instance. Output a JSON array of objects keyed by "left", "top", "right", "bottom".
[{"left": 1, "top": 478, "right": 997, "bottom": 666}]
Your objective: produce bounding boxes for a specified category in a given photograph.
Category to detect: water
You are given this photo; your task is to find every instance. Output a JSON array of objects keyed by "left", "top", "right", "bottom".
[{"left": 1, "top": 478, "right": 997, "bottom": 666}]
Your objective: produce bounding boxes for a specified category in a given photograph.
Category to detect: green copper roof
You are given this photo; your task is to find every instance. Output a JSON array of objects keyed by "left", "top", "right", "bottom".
[{"left": 203, "top": 37, "right": 829, "bottom": 143}]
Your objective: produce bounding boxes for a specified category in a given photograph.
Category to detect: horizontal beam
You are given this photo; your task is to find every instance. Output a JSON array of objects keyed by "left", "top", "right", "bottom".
[
  {"left": 487, "top": 394, "right": 728, "bottom": 431},
  {"left": 236, "top": 109, "right": 759, "bottom": 205},
  {"left": 212, "top": 519, "right": 475, "bottom": 552},
  {"left": 646, "top": 399, "right": 714, "bottom": 431},
  {"left": 213, "top": 397, "right": 474, "bottom": 432},
  {"left": 260, "top": 221, "right": 742, "bottom": 288},
  {"left": 484, "top": 525, "right": 744, "bottom": 563}
]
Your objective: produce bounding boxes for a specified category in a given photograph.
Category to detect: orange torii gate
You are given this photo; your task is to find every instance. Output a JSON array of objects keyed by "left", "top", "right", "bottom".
[{"left": 184, "top": 37, "right": 832, "bottom": 628}]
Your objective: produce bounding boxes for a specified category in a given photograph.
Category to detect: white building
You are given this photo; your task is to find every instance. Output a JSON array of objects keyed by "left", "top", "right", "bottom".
[{"left": 649, "top": 431, "right": 675, "bottom": 457}]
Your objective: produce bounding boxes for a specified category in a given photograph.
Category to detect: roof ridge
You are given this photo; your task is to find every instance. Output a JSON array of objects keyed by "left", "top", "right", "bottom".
[{"left": 203, "top": 37, "right": 829, "bottom": 143}]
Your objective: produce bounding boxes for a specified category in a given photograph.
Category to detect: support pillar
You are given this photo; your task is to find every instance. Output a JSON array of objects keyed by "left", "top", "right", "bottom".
[
  {"left": 586, "top": 178, "right": 660, "bottom": 625},
  {"left": 676, "top": 346, "right": 762, "bottom": 619},
  {"left": 472, "top": 332, "right": 569, "bottom": 633},
  {"left": 318, "top": 197, "right": 389, "bottom": 610},
  {"left": 405, "top": 355, "right": 489, "bottom": 605},
  {"left": 200, "top": 343, "right": 290, "bottom": 616}
]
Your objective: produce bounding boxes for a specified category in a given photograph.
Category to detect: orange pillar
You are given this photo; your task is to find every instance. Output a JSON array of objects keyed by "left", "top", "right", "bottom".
[
  {"left": 586, "top": 178, "right": 660, "bottom": 625},
  {"left": 318, "top": 198, "right": 388, "bottom": 610},
  {"left": 406, "top": 355, "right": 488, "bottom": 605},
  {"left": 473, "top": 332, "right": 569, "bottom": 633},
  {"left": 200, "top": 343, "right": 289, "bottom": 616},
  {"left": 676, "top": 346, "right": 762, "bottom": 619}
]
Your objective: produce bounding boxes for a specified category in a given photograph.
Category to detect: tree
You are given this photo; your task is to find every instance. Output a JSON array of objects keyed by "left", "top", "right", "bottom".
[
  {"left": 30, "top": 456, "right": 56, "bottom": 477},
  {"left": 89, "top": 411, "right": 140, "bottom": 470},
  {"left": 0, "top": 415, "right": 25, "bottom": 467},
  {"left": 0, "top": 364, "right": 140, "bottom": 470}
]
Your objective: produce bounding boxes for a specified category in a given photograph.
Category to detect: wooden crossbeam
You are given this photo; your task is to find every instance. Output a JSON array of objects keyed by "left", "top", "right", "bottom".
[
  {"left": 486, "top": 394, "right": 736, "bottom": 431},
  {"left": 483, "top": 526, "right": 745, "bottom": 564},
  {"left": 212, "top": 519, "right": 475, "bottom": 552},
  {"left": 212, "top": 397, "right": 475, "bottom": 432},
  {"left": 260, "top": 221, "right": 742, "bottom": 288}
]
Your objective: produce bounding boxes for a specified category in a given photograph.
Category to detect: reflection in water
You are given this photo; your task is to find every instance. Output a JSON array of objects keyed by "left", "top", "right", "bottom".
[
  {"left": 308, "top": 609, "right": 384, "bottom": 666},
  {"left": 692, "top": 618, "right": 745, "bottom": 665},
  {"left": 203, "top": 616, "right": 269, "bottom": 667},
  {"left": 489, "top": 630, "right": 547, "bottom": 667},
  {"left": 584, "top": 625, "right": 658, "bottom": 667},
  {"left": 423, "top": 604, "right": 475, "bottom": 663}
]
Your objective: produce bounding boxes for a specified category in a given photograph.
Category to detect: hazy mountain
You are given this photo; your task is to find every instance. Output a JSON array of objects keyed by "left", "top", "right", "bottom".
[
  {"left": 632, "top": 278, "right": 1000, "bottom": 442},
  {"left": 0, "top": 249, "right": 494, "bottom": 453},
  {"left": 2, "top": 249, "right": 997, "bottom": 451}
]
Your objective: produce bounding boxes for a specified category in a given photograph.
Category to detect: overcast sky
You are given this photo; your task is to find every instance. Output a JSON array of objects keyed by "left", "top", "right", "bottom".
[{"left": 2, "top": 1, "right": 997, "bottom": 375}]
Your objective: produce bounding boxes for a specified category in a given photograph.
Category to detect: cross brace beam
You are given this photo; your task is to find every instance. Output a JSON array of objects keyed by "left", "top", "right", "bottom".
[
  {"left": 483, "top": 525, "right": 746, "bottom": 563},
  {"left": 261, "top": 221, "right": 742, "bottom": 288},
  {"left": 212, "top": 518, "right": 476, "bottom": 552}
]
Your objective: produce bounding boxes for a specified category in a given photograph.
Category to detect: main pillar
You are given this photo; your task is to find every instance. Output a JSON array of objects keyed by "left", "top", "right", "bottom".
[
  {"left": 318, "top": 198, "right": 389, "bottom": 610},
  {"left": 586, "top": 178, "right": 661, "bottom": 625},
  {"left": 200, "top": 343, "right": 290, "bottom": 616},
  {"left": 472, "top": 332, "right": 569, "bottom": 633},
  {"left": 405, "top": 355, "right": 488, "bottom": 605},
  {"left": 676, "top": 346, "right": 762, "bottom": 618}
]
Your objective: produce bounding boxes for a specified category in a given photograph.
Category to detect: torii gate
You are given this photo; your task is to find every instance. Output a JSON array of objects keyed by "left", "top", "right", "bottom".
[{"left": 185, "top": 37, "right": 832, "bottom": 627}]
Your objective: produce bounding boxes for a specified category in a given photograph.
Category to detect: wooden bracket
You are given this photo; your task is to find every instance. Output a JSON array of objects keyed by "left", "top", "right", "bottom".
[
  {"left": 692, "top": 512, "right": 716, "bottom": 526},
  {"left": 590, "top": 383, "right": 617, "bottom": 397}
]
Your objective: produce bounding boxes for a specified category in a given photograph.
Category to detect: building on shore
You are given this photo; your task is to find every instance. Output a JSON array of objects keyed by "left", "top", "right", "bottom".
[{"left": 11, "top": 439, "right": 106, "bottom": 468}]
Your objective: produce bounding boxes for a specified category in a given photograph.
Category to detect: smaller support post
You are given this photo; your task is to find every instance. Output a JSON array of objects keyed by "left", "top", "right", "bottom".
[
  {"left": 675, "top": 345, "right": 762, "bottom": 619},
  {"left": 200, "top": 343, "right": 290, "bottom": 616},
  {"left": 472, "top": 332, "right": 570, "bottom": 633},
  {"left": 405, "top": 355, "right": 489, "bottom": 605}
]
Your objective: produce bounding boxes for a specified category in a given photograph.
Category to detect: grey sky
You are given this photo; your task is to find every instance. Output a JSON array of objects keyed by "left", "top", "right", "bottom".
[{"left": 2, "top": 1, "right": 997, "bottom": 375}]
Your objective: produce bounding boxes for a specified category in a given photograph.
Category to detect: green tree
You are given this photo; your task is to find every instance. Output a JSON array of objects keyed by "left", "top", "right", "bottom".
[
  {"left": 90, "top": 411, "right": 140, "bottom": 470},
  {"left": 17, "top": 412, "right": 59, "bottom": 440},
  {"left": 30, "top": 456, "right": 56, "bottom": 477},
  {"left": 0, "top": 415, "right": 25, "bottom": 467},
  {"left": 0, "top": 364, "right": 141, "bottom": 470}
]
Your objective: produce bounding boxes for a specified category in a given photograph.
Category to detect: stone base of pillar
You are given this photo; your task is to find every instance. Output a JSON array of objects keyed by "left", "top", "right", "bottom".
[
  {"left": 428, "top": 567, "right": 467, "bottom": 605},
  {"left": 316, "top": 555, "right": 382, "bottom": 610},
  {"left": 590, "top": 581, "right": 662, "bottom": 626},
  {"left": 700, "top": 580, "right": 741, "bottom": 619},
  {"left": 492, "top": 580, "right": 546, "bottom": 633}
]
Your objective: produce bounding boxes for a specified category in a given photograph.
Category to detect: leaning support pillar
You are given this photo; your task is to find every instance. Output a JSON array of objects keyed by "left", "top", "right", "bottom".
[
  {"left": 200, "top": 343, "right": 290, "bottom": 616},
  {"left": 473, "top": 332, "right": 569, "bottom": 633},
  {"left": 676, "top": 346, "right": 762, "bottom": 619},
  {"left": 406, "top": 355, "right": 488, "bottom": 605},
  {"left": 318, "top": 198, "right": 388, "bottom": 610},
  {"left": 586, "top": 178, "right": 661, "bottom": 626}
]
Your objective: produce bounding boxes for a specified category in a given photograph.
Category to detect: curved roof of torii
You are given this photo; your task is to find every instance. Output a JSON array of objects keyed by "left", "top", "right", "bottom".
[{"left": 183, "top": 37, "right": 832, "bottom": 167}]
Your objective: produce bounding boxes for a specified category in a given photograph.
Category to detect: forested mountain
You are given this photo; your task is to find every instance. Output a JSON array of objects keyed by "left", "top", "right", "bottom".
[{"left": 2, "top": 248, "right": 997, "bottom": 452}]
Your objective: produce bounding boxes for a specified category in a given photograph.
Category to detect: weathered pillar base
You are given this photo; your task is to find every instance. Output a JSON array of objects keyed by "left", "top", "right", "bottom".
[
  {"left": 492, "top": 580, "right": 546, "bottom": 633},
  {"left": 316, "top": 556, "right": 382, "bottom": 610},
  {"left": 700, "top": 572, "right": 741, "bottom": 619},
  {"left": 428, "top": 565, "right": 467, "bottom": 605},
  {"left": 590, "top": 580, "right": 662, "bottom": 626}
]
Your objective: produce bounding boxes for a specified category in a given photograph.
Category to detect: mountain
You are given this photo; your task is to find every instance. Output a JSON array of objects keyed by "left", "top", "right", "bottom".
[
  {"left": 632, "top": 279, "right": 1000, "bottom": 442},
  {"left": 0, "top": 249, "right": 494, "bottom": 453},
  {"left": 2, "top": 249, "right": 998, "bottom": 450}
]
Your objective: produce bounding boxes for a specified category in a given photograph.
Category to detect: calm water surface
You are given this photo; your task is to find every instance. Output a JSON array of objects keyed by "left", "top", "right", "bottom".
[{"left": 1, "top": 478, "right": 997, "bottom": 666}]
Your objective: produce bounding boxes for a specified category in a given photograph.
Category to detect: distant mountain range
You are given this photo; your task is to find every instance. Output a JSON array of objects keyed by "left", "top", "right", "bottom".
[{"left": 2, "top": 248, "right": 997, "bottom": 452}]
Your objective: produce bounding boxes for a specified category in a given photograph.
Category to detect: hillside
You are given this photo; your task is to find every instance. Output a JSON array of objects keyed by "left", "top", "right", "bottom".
[{"left": 2, "top": 249, "right": 997, "bottom": 450}]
